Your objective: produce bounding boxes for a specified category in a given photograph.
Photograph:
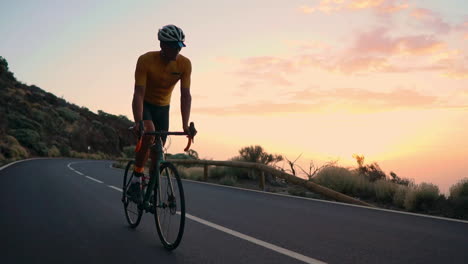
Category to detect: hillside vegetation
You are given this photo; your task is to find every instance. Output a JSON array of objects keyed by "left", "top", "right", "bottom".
[{"left": 0, "top": 56, "right": 135, "bottom": 162}]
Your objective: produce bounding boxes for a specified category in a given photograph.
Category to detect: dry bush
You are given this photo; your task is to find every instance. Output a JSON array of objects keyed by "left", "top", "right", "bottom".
[{"left": 404, "top": 182, "right": 440, "bottom": 212}]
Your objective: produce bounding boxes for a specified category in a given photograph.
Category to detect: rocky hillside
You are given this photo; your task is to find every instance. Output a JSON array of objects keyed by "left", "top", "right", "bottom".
[{"left": 0, "top": 56, "right": 135, "bottom": 161}]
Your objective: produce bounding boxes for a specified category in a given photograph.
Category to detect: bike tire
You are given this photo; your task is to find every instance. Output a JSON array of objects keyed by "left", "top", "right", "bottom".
[
  {"left": 122, "top": 160, "right": 143, "bottom": 228},
  {"left": 154, "top": 162, "right": 186, "bottom": 250}
]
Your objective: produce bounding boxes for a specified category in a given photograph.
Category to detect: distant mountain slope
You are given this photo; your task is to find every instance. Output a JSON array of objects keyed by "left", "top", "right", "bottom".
[{"left": 0, "top": 56, "right": 135, "bottom": 161}]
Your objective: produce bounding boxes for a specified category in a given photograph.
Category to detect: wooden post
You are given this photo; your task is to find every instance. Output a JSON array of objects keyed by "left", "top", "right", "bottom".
[
  {"left": 204, "top": 164, "right": 209, "bottom": 181},
  {"left": 259, "top": 170, "right": 265, "bottom": 191}
]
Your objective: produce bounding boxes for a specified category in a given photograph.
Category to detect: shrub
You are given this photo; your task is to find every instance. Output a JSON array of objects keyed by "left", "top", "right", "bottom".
[
  {"left": 11, "top": 128, "right": 40, "bottom": 148},
  {"left": 389, "top": 171, "right": 414, "bottom": 187},
  {"left": 374, "top": 179, "right": 398, "bottom": 204},
  {"left": 404, "top": 183, "right": 440, "bottom": 212},
  {"left": 314, "top": 166, "right": 373, "bottom": 199},
  {"left": 0, "top": 135, "right": 29, "bottom": 159},
  {"left": 57, "top": 107, "right": 79, "bottom": 122},
  {"left": 123, "top": 146, "right": 135, "bottom": 158},
  {"left": 29, "top": 142, "right": 48, "bottom": 156},
  {"left": 7, "top": 113, "right": 42, "bottom": 131},
  {"left": 353, "top": 154, "right": 386, "bottom": 182},
  {"left": 209, "top": 166, "right": 227, "bottom": 179},
  {"left": 178, "top": 166, "right": 204, "bottom": 181},
  {"left": 59, "top": 144, "right": 71, "bottom": 157},
  {"left": 449, "top": 178, "right": 468, "bottom": 219},
  {"left": 219, "top": 175, "right": 237, "bottom": 186},
  {"left": 288, "top": 187, "right": 306, "bottom": 197},
  {"left": 449, "top": 178, "right": 468, "bottom": 200},
  {"left": 237, "top": 145, "right": 283, "bottom": 165},
  {"left": 47, "top": 145, "right": 61, "bottom": 157},
  {"left": 393, "top": 185, "right": 409, "bottom": 208}
]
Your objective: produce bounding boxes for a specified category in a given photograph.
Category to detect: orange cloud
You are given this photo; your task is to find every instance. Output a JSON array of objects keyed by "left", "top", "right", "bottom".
[
  {"left": 299, "top": 0, "right": 408, "bottom": 14},
  {"left": 444, "top": 66, "right": 468, "bottom": 79},
  {"left": 351, "top": 28, "right": 445, "bottom": 56},
  {"left": 194, "top": 102, "right": 321, "bottom": 116},
  {"left": 288, "top": 88, "right": 438, "bottom": 108},
  {"left": 194, "top": 88, "right": 443, "bottom": 116}
]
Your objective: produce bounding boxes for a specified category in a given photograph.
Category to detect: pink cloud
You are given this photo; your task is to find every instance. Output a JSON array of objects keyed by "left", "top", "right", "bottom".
[
  {"left": 299, "top": 0, "right": 409, "bottom": 14},
  {"left": 232, "top": 56, "right": 297, "bottom": 87},
  {"left": 409, "top": 8, "right": 451, "bottom": 34}
]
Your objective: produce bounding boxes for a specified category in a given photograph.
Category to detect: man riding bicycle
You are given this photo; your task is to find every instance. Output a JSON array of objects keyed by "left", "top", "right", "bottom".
[{"left": 128, "top": 24, "right": 192, "bottom": 201}]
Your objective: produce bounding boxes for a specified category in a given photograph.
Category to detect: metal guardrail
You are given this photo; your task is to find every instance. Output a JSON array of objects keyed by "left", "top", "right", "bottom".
[{"left": 116, "top": 158, "right": 374, "bottom": 207}]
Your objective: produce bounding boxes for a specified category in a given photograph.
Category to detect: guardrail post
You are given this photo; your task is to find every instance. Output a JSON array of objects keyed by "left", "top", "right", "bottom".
[
  {"left": 259, "top": 170, "right": 265, "bottom": 191},
  {"left": 204, "top": 164, "right": 209, "bottom": 181}
]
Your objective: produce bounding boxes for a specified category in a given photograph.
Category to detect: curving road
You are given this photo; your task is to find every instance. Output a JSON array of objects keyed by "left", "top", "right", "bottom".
[{"left": 1, "top": 159, "right": 467, "bottom": 264}]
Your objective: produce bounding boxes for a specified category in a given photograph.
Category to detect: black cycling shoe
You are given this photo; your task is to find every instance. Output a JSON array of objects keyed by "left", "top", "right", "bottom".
[{"left": 126, "top": 181, "right": 142, "bottom": 204}]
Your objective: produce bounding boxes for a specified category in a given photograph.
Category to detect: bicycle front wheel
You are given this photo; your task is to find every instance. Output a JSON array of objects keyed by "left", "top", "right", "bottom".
[
  {"left": 154, "top": 162, "right": 186, "bottom": 250},
  {"left": 122, "top": 160, "right": 143, "bottom": 228}
]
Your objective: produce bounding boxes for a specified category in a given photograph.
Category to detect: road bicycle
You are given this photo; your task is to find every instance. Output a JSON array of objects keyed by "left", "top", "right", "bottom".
[{"left": 122, "top": 121, "right": 197, "bottom": 250}]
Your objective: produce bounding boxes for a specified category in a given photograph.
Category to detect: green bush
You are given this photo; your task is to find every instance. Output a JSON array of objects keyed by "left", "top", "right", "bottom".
[
  {"left": 450, "top": 178, "right": 468, "bottom": 200},
  {"left": 7, "top": 113, "right": 42, "bottom": 131},
  {"left": 404, "top": 183, "right": 440, "bottom": 212},
  {"left": 34, "top": 142, "right": 49, "bottom": 156},
  {"left": 59, "top": 144, "right": 71, "bottom": 157},
  {"left": 11, "top": 129, "right": 40, "bottom": 148},
  {"left": 57, "top": 107, "right": 79, "bottom": 122},
  {"left": 449, "top": 178, "right": 468, "bottom": 219},
  {"left": 0, "top": 135, "right": 29, "bottom": 159}
]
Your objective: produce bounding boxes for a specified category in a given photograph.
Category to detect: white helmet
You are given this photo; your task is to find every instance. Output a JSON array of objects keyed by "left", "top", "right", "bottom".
[{"left": 158, "top": 24, "right": 186, "bottom": 47}]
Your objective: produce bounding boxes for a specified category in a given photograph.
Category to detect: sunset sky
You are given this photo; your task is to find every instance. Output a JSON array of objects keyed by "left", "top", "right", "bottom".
[{"left": 1, "top": 0, "right": 467, "bottom": 193}]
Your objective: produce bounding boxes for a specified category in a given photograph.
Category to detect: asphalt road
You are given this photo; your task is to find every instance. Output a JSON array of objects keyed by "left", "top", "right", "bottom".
[{"left": 1, "top": 159, "right": 467, "bottom": 264}]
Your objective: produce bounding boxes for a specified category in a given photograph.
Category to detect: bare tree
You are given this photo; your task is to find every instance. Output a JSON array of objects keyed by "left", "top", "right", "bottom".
[
  {"left": 298, "top": 160, "right": 338, "bottom": 180},
  {"left": 285, "top": 153, "right": 302, "bottom": 176}
]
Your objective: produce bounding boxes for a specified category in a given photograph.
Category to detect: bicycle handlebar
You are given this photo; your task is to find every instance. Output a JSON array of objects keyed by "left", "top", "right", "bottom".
[{"left": 132, "top": 122, "right": 197, "bottom": 153}]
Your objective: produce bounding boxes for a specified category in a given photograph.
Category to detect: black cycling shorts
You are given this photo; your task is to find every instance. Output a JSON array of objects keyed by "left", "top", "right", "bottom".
[{"left": 142, "top": 101, "right": 170, "bottom": 143}]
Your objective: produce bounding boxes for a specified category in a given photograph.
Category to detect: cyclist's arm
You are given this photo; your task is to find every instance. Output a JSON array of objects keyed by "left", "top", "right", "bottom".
[
  {"left": 133, "top": 56, "right": 147, "bottom": 123},
  {"left": 180, "top": 59, "right": 192, "bottom": 133}
]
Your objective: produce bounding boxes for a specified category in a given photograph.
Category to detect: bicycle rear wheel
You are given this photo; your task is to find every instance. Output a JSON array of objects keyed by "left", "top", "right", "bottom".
[
  {"left": 154, "top": 162, "right": 185, "bottom": 250},
  {"left": 122, "top": 160, "right": 143, "bottom": 228}
]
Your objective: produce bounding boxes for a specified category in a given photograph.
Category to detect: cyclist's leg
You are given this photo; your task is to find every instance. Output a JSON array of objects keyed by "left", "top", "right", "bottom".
[
  {"left": 147, "top": 103, "right": 170, "bottom": 173},
  {"left": 153, "top": 104, "right": 170, "bottom": 145},
  {"left": 134, "top": 102, "right": 156, "bottom": 173}
]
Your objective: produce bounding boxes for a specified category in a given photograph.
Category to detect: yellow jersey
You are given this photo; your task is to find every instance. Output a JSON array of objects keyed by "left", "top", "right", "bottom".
[{"left": 134, "top": 51, "right": 191, "bottom": 106}]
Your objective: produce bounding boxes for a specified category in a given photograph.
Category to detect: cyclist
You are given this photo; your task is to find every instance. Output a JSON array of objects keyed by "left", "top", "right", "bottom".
[{"left": 127, "top": 24, "right": 192, "bottom": 202}]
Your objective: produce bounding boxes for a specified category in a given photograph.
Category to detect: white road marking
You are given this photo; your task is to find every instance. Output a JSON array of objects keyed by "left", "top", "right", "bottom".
[
  {"left": 75, "top": 171, "right": 84, "bottom": 175},
  {"left": 185, "top": 213, "right": 326, "bottom": 264},
  {"left": 85, "top": 176, "right": 103, "bottom": 184},
  {"left": 108, "top": 185, "right": 122, "bottom": 192},
  {"left": 0, "top": 158, "right": 46, "bottom": 171}
]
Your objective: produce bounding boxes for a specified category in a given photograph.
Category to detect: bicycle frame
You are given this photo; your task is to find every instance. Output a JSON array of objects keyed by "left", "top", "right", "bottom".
[
  {"left": 134, "top": 121, "right": 196, "bottom": 212},
  {"left": 140, "top": 135, "right": 176, "bottom": 213}
]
